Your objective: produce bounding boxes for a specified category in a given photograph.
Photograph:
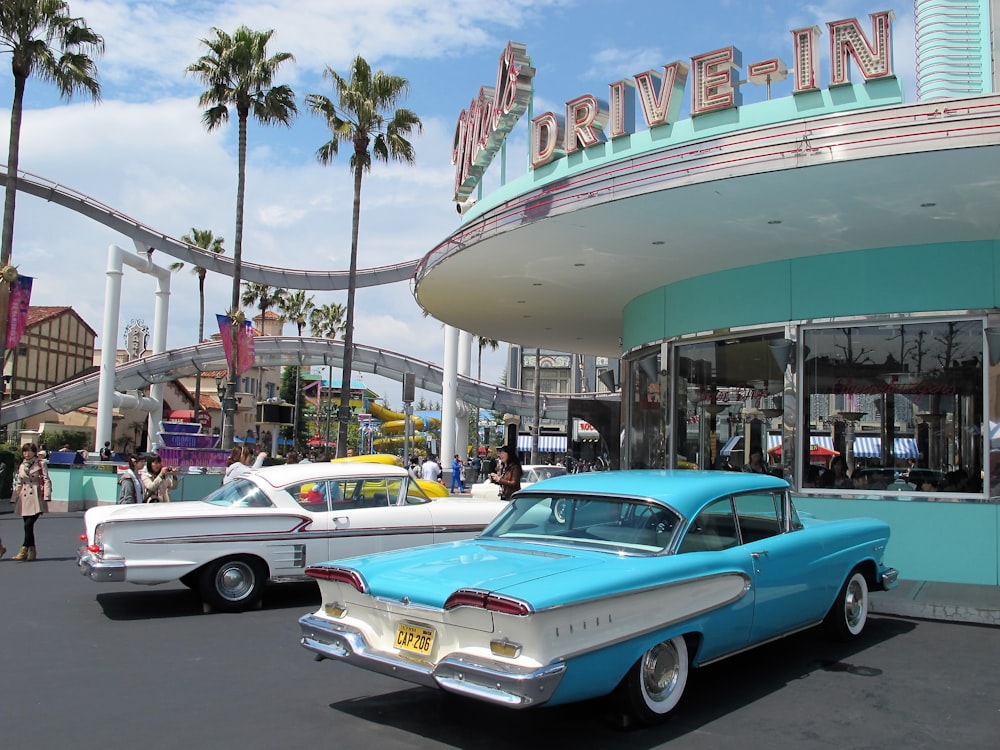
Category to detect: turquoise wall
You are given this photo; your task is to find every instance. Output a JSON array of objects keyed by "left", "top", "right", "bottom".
[
  {"left": 795, "top": 495, "right": 1000, "bottom": 586},
  {"left": 624, "top": 240, "right": 1000, "bottom": 350},
  {"left": 47, "top": 467, "right": 223, "bottom": 511}
]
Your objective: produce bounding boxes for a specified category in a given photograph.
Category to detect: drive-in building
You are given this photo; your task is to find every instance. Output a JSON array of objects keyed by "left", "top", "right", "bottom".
[{"left": 415, "top": 2, "right": 1000, "bottom": 585}]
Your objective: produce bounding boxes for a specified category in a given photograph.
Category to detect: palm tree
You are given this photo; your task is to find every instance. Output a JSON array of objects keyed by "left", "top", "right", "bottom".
[
  {"left": 309, "top": 301, "right": 346, "bottom": 339},
  {"left": 306, "top": 55, "right": 421, "bottom": 457},
  {"left": 241, "top": 282, "right": 286, "bottom": 328},
  {"left": 279, "top": 289, "right": 315, "bottom": 336},
  {"left": 308, "top": 301, "right": 346, "bottom": 450},
  {"left": 278, "top": 289, "right": 315, "bottom": 443},
  {"left": 0, "top": 0, "right": 103, "bottom": 410},
  {"left": 475, "top": 336, "right": 500, "bottom": 456},
  {"left": 186, "top": 25, "right": 296, "bottom": 450},
  {"left": 173, "top": 228, "right": 225, "bottom": 427}
]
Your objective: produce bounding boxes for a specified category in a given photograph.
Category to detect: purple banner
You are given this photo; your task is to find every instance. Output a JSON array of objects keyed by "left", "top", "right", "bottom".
[
  {"left": 6, "top": 275, "right": 33, "bottom": 349},
  {"left": 216, "top": 314, "right": 255, "bottom": 375}
]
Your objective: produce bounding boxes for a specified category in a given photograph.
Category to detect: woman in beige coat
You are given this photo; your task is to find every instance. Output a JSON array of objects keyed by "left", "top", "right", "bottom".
[{"left": 10, "top": 443, "right": 52, "bottom": 562}]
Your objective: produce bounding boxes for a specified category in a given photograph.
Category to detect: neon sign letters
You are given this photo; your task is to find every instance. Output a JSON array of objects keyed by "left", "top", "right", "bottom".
[{"left": 453, "top": 11, "right": 894, "bottom": 201}]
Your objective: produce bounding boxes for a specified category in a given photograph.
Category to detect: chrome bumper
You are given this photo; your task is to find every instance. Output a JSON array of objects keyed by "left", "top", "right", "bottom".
[
  {"left": 880, "top": 567, "right": 899, "bottom": 591},
  {"left": 77, "top": 547, "right": 126, "bottom": 583},
  {"left": 299, "top": 613, "right": 566, "bottom": 708}
]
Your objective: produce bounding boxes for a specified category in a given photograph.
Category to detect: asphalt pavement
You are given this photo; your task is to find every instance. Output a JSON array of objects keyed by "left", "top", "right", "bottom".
[{"left": 2, "top": 513, "right": 999, "bottom": 750}]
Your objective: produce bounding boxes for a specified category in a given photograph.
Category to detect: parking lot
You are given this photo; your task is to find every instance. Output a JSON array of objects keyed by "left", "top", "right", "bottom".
[{"left": 2, "top": 513, "right": 999, "bottom": 749}]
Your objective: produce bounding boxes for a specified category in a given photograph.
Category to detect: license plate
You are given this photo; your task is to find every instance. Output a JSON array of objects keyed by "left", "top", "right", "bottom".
[{"left": 395, "top": 622, "right": 435, "bottom": 656}]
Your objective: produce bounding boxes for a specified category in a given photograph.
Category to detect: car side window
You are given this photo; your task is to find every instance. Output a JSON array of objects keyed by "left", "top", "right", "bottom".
[
  {"left": 677, "top": 497, "right": 738, "bottom": 553},
  {"left": 733, "top": 492, "right": 782, "bottom": 543},
  {"left": 288, "top": 481, "right": 330, "bottom": 513}
]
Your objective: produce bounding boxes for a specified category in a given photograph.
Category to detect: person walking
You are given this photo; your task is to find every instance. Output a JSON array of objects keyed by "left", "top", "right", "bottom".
[
  {"left": 10, "top": 443, "right": 52, "bottom": 561},
  {"left": 489, "top": 445, "right": 522, "bottom": 500},
  {"left": 141, "top": 453, "right": 179, "bottom": 502},
  {"left": 450, "top": 454, "right": 466, "bottom": 494}
]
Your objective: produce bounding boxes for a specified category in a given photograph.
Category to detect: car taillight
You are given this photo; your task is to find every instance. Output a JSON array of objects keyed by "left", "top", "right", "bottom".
[
  {"left": 444, "top": 588, "right": 532, "bottom": 616},
  {"left": 305, "top": 565, "right": 367, "bottom": 593}
]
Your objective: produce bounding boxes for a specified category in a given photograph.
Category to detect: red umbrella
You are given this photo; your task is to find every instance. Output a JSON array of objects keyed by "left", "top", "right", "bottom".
[{"left": 768, "top": 444, "right": 839, "bottom": 458}]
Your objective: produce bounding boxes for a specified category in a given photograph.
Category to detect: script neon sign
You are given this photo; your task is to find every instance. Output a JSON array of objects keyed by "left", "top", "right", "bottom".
[{"left": 452, "top": 10, "right": 894, "bottom": 200}]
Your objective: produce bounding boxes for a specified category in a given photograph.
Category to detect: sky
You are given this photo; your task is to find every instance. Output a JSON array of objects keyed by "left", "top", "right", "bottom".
[{"left": 0, "top": 0, "right": 914, "bottom": 408}]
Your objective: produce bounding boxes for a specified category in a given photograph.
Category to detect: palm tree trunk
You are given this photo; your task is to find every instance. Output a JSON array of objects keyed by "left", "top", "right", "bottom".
[
  {"left": 193, "top": 270, "right": 206, "bottom": 429},
  {"left": 222, "top": 111, "right": 249, "bottom": 450},
  {"left": 0, "top": 73, "right": 26, "bottom": 422},
  {"left": 337, "top": 161, "right": 364, "bottom": 457}
]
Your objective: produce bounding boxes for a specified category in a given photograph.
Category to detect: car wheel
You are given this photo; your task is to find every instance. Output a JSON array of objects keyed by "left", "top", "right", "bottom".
[
  {"left": 825, "top": 569, "right": 869, "bottom": 640},
  {"left": 199, "top": 556, "right": 267, "bottom": 613},
  {"left": 619, "top": 636, "right": 689, "bottom": 725}
]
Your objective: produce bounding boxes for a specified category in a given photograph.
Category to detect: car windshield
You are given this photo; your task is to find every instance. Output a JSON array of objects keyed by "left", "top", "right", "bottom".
[
  {"left": 529, "top": 466, "right": 567, "bottom": 481},
  {"left": 201, "top": 479, "right": 274, "bottom": 508},
  {"left": 481, "top": 493, "right": 680, "bottom": 554}
]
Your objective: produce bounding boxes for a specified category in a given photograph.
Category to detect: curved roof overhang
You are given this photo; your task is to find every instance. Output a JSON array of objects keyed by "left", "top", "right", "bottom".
[{"left": 415, "top": 94, "right": 1000, "bottom": 357}]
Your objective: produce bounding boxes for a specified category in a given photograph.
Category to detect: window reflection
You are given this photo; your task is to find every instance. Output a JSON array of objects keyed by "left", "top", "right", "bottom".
[
  {"left": 626, "top": 318, "right": 988, "bottom": 496},
  {"left": 802, "top": 321, "right": 983, "bottom": 494}
]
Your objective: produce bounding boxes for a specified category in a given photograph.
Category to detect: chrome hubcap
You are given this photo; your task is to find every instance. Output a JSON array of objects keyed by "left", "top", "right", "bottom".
[
  {"left": 218, "top": 563, "right": 254, "bottom": 601},
  {"left": 641, "top": 642, "right": 680, "bottom": 703},
  {"left": 845, "top": 578, "right": 865, "bottom": 628}
]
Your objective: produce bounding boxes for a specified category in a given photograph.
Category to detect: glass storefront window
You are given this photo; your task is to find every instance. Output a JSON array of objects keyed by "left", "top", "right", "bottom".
[
  {"left": 801, "top": 321, "right": 983, "bottom": 494},
  {"left": 626, "top": 317, "right": 988, "bottom": 497}
]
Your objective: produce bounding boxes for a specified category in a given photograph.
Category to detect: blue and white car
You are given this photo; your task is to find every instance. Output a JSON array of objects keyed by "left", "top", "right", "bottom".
[{"left": 299, "top": 470, "right": 897, "bottom": 724}]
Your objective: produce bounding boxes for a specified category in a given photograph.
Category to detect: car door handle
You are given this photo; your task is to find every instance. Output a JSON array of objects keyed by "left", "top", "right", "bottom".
[
  {"left": 333, "top": 516, "right": 349, "bottom": 524},
  {"left": 750, "top": 550, "right": 768, "bottom": 559}
]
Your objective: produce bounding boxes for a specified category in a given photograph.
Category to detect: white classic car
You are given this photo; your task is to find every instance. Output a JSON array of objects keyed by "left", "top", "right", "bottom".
[
  {"left": 469, "top": 464, "right": 568, "bottom": 499},
  {"left": 77, "top": 462, "right": 506, "bottom": 612}
]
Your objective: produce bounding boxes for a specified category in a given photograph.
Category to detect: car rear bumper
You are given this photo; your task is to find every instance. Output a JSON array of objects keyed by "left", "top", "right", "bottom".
[
  {"left": 77, "top": 547, "right": 126, "bottom": 582},
  {"left": 299, "top": 613, "right": 565, "bottom": 708}
]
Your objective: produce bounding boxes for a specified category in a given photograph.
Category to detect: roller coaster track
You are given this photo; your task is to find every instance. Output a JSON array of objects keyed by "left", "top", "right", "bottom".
[
  {"left": 0, "top": 337, "right": 583, "bottom": 424},
  {"left": 0, "top": 169, "right": 605, "bottom": 423},
  {"left": 0, "top": 167, "right": 417, "bottom": 288}
]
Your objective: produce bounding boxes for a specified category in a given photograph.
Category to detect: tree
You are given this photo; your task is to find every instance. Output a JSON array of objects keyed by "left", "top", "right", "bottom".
[
  {"left": 0, "top": 0, "right": 103, "bottom": 416},
  {"left": 279, "top": 289, "right": 314, "bottom": 336},
  {"left": 308, "top": 301, "right": 346, "bottom": 450},
  {"left": 187, "top": 25, "right": 296, "bottom": 450},
  {"left": 308, "top": 301, "right": 346, "bottom": 339},
  {"left": 278, "top": 289, "right": 314, "bottom": 442},
  {"left": 474, "top": 336, "right": 499, "bottom": 455},
  {"left": 174, "top": 228, "right": 225, "bottom": 428},
  {"left": 241, "top": 281, "right": 286, "bottom": 325},
  {"left": 306, "top": 55, "right": 421, "bottom": 457}
]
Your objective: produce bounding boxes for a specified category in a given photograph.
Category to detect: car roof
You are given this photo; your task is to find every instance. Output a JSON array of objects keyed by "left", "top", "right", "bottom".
[
  {"left": 519, "top": 469, "right": 789, "bottom": 518},
  {"left": 249, "top": 461, "right": 409, "bottom": 488}
]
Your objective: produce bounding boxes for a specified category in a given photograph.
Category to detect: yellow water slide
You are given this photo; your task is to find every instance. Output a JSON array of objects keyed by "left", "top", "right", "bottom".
[{"left": 369, "top": 401, "right": 441, "bottom": 435}]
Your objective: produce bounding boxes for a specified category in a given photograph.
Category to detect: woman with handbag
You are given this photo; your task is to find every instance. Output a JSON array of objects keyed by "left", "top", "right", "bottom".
[{"left": 10, "top": 443, "right": 52, "bottom": 562}]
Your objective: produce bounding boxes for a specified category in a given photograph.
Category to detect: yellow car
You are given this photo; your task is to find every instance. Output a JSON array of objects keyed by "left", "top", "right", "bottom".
[{"left": 332, "top": 454, "right": 449, "bottom": 498}]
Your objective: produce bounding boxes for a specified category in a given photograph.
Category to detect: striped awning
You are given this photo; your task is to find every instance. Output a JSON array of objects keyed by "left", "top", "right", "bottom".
[
  {"left": 853, "top": 437, "right": 920, "bottom": 459},
  {"left": 767, "top": 434, "right": 834, "bottom": 451},
  {"left": 517, "top": 434, "right": 567, "bottom": 453}
]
